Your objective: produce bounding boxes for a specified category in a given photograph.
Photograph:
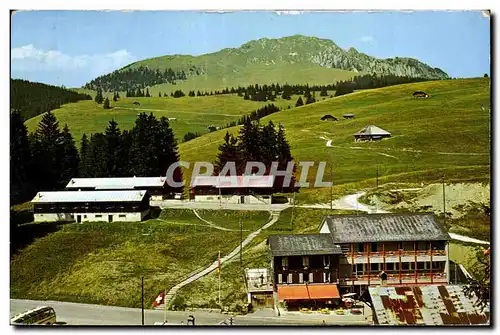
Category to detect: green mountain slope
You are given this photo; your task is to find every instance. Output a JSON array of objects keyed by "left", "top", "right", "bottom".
[
  {"left": 84, "top": 35, "right": 448, "bottom": 93},
  {"left": 11, "top": 79, "right": 92, "bottom": 120},
  {"left": 179, "top": 78, "right": 490, "bottom": 194},
  {"left": 24, "top": 94, "right": 297, "bottom": 145}
]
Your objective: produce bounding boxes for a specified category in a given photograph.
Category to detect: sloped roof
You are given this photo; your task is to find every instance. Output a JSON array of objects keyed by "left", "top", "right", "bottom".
[
  {"left": 66, "top": 177, "right": 167, "bottom": 190},
  {"left": 268, "top": 234, "right": 342, "bottom": 256},
  {"left": 191, "top": 175, "right": 274, "bottom": 188},
  {"left": 354, "top": 125, "right": 391, "bottom": 136},
  {"left": 322, "top": 213, "right": 450, "bottom": 243},
  {"left": 31, "top": 190, "right": 148, "bottom": 203},
  {"left": 369, "top": 285, "right": 490, "bottom": 325}
]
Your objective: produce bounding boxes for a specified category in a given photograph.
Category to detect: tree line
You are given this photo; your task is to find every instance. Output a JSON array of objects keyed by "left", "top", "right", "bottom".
[
  {"left": 142, "top": 73, "right": 431, "bottom": 103},
  {"left": 84, "top": 66, "right": 191, "bottom": 92},
  {"left": 215, "top": 118, "right": 296, "bottom": 193},
  {"left": 11, "top": 79, "right": 92, "bottom": 120},
  {"left": 10, "top": 110, "right": 182, "bottom": 205}
]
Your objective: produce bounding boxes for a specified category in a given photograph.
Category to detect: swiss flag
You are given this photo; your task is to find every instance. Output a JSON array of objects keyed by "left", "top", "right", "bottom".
[{"left": 153, "top": 291, "right": 165, "bottom": 307}]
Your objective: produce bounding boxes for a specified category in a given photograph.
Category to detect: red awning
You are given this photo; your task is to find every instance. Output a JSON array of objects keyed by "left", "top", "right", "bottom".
[{"left": 278, "top": 284, "right": 340, "bottom": 301}]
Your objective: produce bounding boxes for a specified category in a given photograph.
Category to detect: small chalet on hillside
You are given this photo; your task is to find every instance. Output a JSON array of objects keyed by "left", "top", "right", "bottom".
[
  {"left": 321, "top": 115, "right": 338, "bottom": 121},
  {"left": 353, "top": 125, "right": 391, "bottom": 141},
  {"left": 190, "top": 175, "right": 274, "bottom": 204},
  {"left": 343, "top": 113, "right": 355, "bottom": 119},
  {"left": 413, "top": 91, "right": 429, "bottom": 98}
]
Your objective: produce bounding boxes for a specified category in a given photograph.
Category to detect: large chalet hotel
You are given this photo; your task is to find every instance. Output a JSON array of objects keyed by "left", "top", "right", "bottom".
[{"left": 266, "top": 213, "right": 450, "bottom": 308}]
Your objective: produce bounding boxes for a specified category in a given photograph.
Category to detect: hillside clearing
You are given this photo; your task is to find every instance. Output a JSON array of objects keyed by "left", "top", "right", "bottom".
[
  {"left": 180, "top": 78, "right": 490, "bottom": 195},
  {"left": 10, "top": 209, "right": 269, "bottom": 308}
]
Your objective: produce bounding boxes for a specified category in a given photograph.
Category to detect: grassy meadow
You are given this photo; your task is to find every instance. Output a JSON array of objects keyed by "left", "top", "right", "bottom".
[
  {"left": 10, "top": 209, "right": 269, "bottom": 308},
  {"left": 24, "top": 93, "right": 309, "bottom": 146},
  {"left": 180, "top": 78, "right": 490, "bottom": 192}
]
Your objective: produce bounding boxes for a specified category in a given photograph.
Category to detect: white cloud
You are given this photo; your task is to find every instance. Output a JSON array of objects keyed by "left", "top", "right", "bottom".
[
  {"left": 11, "top": 45, "right": 136, "bottom": 75},
  {"left": 276, "top": 11, "right": 302, "bottom": 15},
  {"left": 359, "top": 35, "right": 376, "bottom": 43}
]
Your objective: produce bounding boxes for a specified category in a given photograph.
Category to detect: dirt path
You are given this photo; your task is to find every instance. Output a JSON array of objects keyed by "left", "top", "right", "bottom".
[{"left": 160, "top": 212, "right": 280, "bottom": 309}]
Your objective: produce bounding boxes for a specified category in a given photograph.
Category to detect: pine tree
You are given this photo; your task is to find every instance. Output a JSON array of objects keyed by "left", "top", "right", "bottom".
[
  {"left": 103, "top": 97, "right": 111, "bottom": 109},
  {"left": 31, "top": 111, "right": 62, "bottom": 190},
  {"left": 159, "top": 92, "right": 162, "bottom": 97},
  {"left": 295, "top": 96, "right": 304, "bottom": 107},
  {"left": 238, "top": 117, "right": 262, "bottom": 165},
  {"left": 113, "top": 92, "right": 118, "bottom": 102},
  {"left": 104, "top": 119, "right": 122, "bottom": 177},
  {"left": 87, "top": 133, "right": 108, "bottom": 177},
  {"left": 305, "top": 95, "right": 316, "bottom": 104},
  {"left": 10, "top": 110, "right": 34, "bottom": 203},
  {"left": 275, "top": 123, "right": 295, "bottom": 193},
  {"left": 58, "top": 124, "right": 80, "bottom": 184},
  {"left": 78, "top": 133, "right": 91, "bottom": 177},
  {"left": 260, "top": 121, "right": 278, "bottom": 168},
  {"left": 320, "top": 87, "right": 328, "bottom": 96},
  {"left": 145, "top": 88, "right": 151, "bottom": 97},
  {"left": 95, "top": 88, "right": 104, "bottom": 104},
  {"left": 215, "top": 132, "right": 242, "bottom": 175},
  {"left": 156, "top": 117, "right": 182, "bottom": 191}
]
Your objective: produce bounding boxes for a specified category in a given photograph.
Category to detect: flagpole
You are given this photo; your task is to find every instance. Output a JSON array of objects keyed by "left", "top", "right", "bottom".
[{"left": 164, "top": 288, "right": 167, "bottom": 324}]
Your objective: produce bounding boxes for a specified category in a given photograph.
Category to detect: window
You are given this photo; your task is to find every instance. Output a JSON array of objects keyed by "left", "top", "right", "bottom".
[
  {"left": 308, "top": 273, "right": 314, "bottom": 283},
  {"left": 119, "top": 214, "right": 126, "bottom": 218},
  {"left": 281, "top": 257, "right": 288, "bottom": 268},
  {"left": 370, "top": 263, "right": 379, "bottom": 272},
  {"left": 278, "top": 274, "right": 283, "bottom": 284},
  {"left": 417, "top": 262, "right": 425, "bottom": 270},
  {"left": 358, "top": 243, "right": 365, "bottom": 252},
  {"left": 84, "top": 215, "right": 87, "bottom": 218},
  {"left": 287, "top": 274, "right": 293, "bottom": 284},
  {"left": 323, "top": 255, "right": 330, "bottom": 267},
  {"left": 356, "top": 264, "right": 364, "bottom": 273},
  {"left": 299, "top": 273, "right": 304, "bottom": 283},
  {"left": 417, "top": 241, "right": 428, "bottom": 250},
  {"left": 302, "top": 256, "right": 309, "bottom": 267},
  {"left": 323, "top": 272, "right": 331, "bottom": 283},
  {"left": 402, "top": 263, "right": 410, "bottom": 271},
  {"left": 432, "top": 261, "right": 443, "bottom": 270},
  {"left": 386, "top": 263, "right": 394, "bottom": 271},
  {"left": 371, "top": 243, "right": 378, "bottom": 253},
  {"left": 95, "top": 215, "right": 102, "bottom": 218}
]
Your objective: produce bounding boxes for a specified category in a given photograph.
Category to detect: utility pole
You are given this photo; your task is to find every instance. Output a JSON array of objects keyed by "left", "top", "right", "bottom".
[
  {"left": 376, "top": 166, "right": 379, "bottom": 189},
  {"left": 291, "top": 191, "right": 296, "bottom": 231},
  {"left": 141, "top": 274, "right": 145, "bottom": 326},
  {"left": 442, "top": 178, "right": 446, "bottom": 224},
  {"left": 240, "top": 219, "right": 243, "bottom": 266},
  {"left": 330, "top": 164, "right": 333, "bottom": 210}
]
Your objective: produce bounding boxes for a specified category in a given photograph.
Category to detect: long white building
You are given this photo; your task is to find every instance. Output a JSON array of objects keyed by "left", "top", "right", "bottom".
[
  {"left": 65, "top": 176, "right": 169, "bottom": 200},
  {"left": 31, "top": 190, "right": 151, "bottom": 223}
]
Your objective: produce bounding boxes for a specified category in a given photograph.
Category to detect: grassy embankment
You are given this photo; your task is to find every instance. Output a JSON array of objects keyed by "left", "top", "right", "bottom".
[{"left": 10, "top": 209, "right": 269, "bottom": 308}]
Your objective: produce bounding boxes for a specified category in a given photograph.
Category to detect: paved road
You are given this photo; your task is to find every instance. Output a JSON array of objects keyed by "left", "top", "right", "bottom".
[{"left": 10, "top": 300, "right": 370, "bottom": 326}]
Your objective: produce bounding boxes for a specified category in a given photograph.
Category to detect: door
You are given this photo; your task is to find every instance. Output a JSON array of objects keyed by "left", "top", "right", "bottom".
[
  {"left": 76, "top": 215, "right": 81, "bottom": 223},
  {"left": 108, "top": 215, "right": 113, "bottom": 223},
  {"left": 240, "top": 196, "right": 245, "bottom": 204}
]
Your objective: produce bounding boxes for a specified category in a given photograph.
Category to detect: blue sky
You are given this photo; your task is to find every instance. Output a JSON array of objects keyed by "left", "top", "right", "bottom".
[{"left": 11, "top": 10, "right": 490, "bottom": 87}]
